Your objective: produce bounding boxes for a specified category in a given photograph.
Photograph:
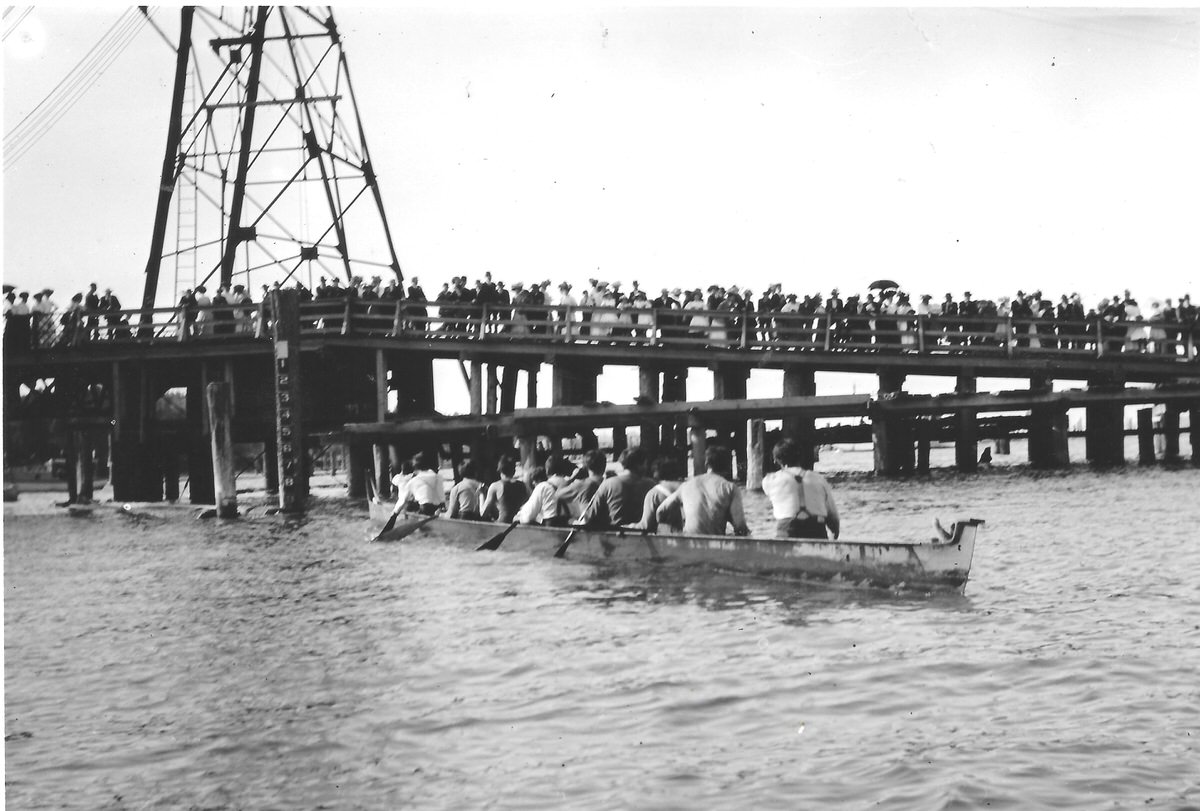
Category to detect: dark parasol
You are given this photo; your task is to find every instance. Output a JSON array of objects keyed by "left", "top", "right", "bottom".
[{"left": 868, "top": 279, "right": 900, "bottom": 291}]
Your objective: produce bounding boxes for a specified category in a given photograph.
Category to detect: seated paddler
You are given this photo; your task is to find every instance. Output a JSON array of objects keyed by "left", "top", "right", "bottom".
[
  {"left": 761, "top": 438, "right": 840, "bottom": 540},
  {"left": 654, "top": 445, "right": 749, "bottom": 537},
  {"left": 575, "top": 447, "right": 656, "bottom": 530}
]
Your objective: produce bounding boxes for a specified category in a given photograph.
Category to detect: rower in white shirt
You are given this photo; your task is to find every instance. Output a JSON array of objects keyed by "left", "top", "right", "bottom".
[{"left": 761, "top": 439, "right": 840, "bottom": 540}]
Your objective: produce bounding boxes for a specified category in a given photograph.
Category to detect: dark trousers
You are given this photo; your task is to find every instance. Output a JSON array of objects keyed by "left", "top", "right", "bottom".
[{"left": 776, "top": 516, "right": 827, "bottom": 540}]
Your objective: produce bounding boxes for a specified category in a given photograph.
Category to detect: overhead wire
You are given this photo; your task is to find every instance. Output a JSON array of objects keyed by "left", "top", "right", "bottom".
[
  {"left": 4, "top": 10, "right": 148, "bottom": 164},
  {"left": 2, "top": 6, "right": 33, "bottom": 40},
  {"left": 4, "top": 8, "right": 154, "bottom": 169}
]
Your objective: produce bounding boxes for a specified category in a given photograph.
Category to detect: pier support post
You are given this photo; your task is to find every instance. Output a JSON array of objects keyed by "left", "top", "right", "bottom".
[
  {"left": 94, "top": 433, "right": 110, "bottom": 480},
  {"left": 955, "top": 375, "right": 978, "bottom": 473},
  {"left": 873, "top": 371, "right": 911, "bottom": 476},
  {"left": 746, "top": 418, "right": 765, "bottom": 491},
  {"left": 373, "top": 444, "right": 391, "bottom": 498},
  {"left": 714, "top": 364, "right": 750, "bottom": 481},
  {"left": 688, "top": 414, "right": 707, "bottom": 476},
  {"left": 486, "top": 364, "right": 499, "bottom": 415},
  {"left": 916, "top": 416, "right": 932, "bottom": 474},
  {"left": 469, "top": 359, "right": 483, "bottom": 416},
  {"left": 1085, "top": 376, "right": 1126, "bottom": 468},
  {"left": 1191, "top": 407, "right": 1200, "bottom": 467},
  {"left": 638, "top": 366, "right": 660, "bottom": 455},
  {"left": 206, "top": 381, "right": 238, "bottom": 518},
  {"left": 188, "top": 373, "right": 215, "bottom": 505},
  {"left": 553, "top": 359, "right": 599, "bottom": 450},
  {"left": 611, "top": 426, "right": 628, "bottom": 457},
  {"left": 526, "top": 364, "right": 539, "bottom": 408},
  {"left": 347, "top": 444, "right": 369, "bottom": 498},
  {"left": 499, "top": 365, "right": 519, "bottom": 412},
  {"left": 72, "top": 427, "right": 95, "bottom": 504},
  {"left": 162, "top": 437, "right": 181, "bottom": 502},
  {"left": 264, "top": 433, "right": 279, "bottom": 495},
  {"left": 1137, "top": 407, "right": 1156, "bottom": 465},
  {"left": 1161, "top": 407, "right": 1181, "bottom": 463},
  {"left": 661, "top": 367, "right": 688, "bottom": 451},
  {"left": 271, "top": 289, "right": 308, "bottom": 512},
  {"left": 1028, "top": 376, "right": 1070, "bottom": 469},
  {"left": 782, "top": 367, "right": 818, "bottom": 468}
]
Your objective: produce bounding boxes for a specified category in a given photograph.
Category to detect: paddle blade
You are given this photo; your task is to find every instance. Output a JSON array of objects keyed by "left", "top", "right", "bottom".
[
  {"left": 476, "top": 520, "right": 519, "bottom": 551},
  {"left": 369, "top": 511, "right": 399, "bottom": 542},
  {"left": 552, "top": 529, "right": 578, "bottom": 559}
]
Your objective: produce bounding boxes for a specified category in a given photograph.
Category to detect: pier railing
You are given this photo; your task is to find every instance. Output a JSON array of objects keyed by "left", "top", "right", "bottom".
[{"left": 8, "top": 299, "right": 1198, "bottom": 362}]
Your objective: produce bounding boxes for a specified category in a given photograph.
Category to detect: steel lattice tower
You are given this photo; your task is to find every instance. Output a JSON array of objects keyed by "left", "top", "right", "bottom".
[{"left": 140, "top": 6, "right": 402, "bottom": 310}]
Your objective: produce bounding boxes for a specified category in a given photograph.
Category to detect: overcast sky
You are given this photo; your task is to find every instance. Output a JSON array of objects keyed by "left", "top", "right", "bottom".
[{"left": 5, "top": 4, "right": 1198, "bottom": 313}]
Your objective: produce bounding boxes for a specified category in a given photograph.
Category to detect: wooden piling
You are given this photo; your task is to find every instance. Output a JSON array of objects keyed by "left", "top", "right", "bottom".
[
  {"left": 271, "top": 289, "right": 307, "bottom": 512},
  {"left": 746, "top": 418, "right": 765, "bottom": 491},
  {"left": 638, "top": 366, "right": 660, "bottom": 455},
  {"left": 955, "top": 374, "right": 978, "bottom": 472},
  {"left": 469, "top": 359, "right": 483, "bottom": 415},
  {"left": 612, "top": 426, "right": 628, "bottom": 457},
  {"left": 1085, "top": 377, "right": 1126, "bottom": 467},
  {"left": 486, "top": 363, "right": 499, "bottom": 415},
  {"left": 714, "top": 364, "right": 750, "bottom": 481},
  {"left": 205, "top": 381, "right": 238, "bottom": 518},
  {"left": 73, "top": 428, "right": 95, "bottom": 504},
  {"left": 873, "top": 371, "right": 908, "bottom": 475},
  {"left": 688, "top": 414, "right": 707, "bottom": 476},
  {"left": 526, "top": 364, "right": 539, "bottom": 408},
  {"left": 915, "top": 416, "right": 932, "bottom": 473},
  {"left": 264, "top": 433, "right": 279, "bottom": 495},
  {"left": 500, "top": 365, "right": 519, "bottom": 412},
  {"left": 1191, "top": 407, "right": 1200, "bottom": 466},
  {"left": 373, "top": 444, "right": 391, "bottom": 498},
  {"left": 187, "top": 373, "right": 215, "bottom": 505},
  {"left": 1137, "top": 407, "right": 1156, "bottom": 465},
  {"left": 782, "top": 367, "right": 817, "bottom": 467},
  {"left": 1161, "top": 407, "right": 1180, "bottom": 462}
]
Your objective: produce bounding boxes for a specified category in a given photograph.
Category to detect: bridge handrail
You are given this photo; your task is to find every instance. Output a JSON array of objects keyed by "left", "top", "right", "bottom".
[{"left": 10, "top": 298, "right": 1197, "bottom": 363}]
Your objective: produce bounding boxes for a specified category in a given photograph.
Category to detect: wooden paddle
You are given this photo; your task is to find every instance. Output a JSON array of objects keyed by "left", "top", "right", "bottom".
[
  {"left": 371, "top": 512, "right": 436, "bottom": 543},
  {"left": 476, "top": 520, "right": 520, "bottom": 551},
  {"left": 552, "top": 528, "right": 579, "bottom": 558}
]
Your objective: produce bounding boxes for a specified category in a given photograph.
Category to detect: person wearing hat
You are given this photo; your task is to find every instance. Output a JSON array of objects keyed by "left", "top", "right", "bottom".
[
  {"left": 229, "top": 284, "right": 253, "bottom": 335},
  {"left": 98, "top": 287, "right": 124, "bottom": 340},
  {"left": 83, "top": 283, "right": 101, "bottom": 341},
  {"left": 5, "top": 290, "right": 32, "bottom": 352},
  {"left": 555, "top": 282, "right": 578, "bottom": 339},
  {"left": 57, "top": 292, "right": 86, "bottom": 347},
  {"left": 192, "top": 285, "right": 212, "bottom": 337},
  {"left": 591, "top": 282, "right": 619, "bottom": 341},
  {"left": 684, "top": 288, "right": 709, "bottom": 341}
]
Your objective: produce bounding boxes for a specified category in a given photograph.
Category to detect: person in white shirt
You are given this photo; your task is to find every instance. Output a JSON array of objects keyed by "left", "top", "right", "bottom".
[
  {"left": 194, "top": 285, "right": 213, "bottom": 337},
  {"left": 516, "top": 458, "right": 572, "bottom": 526},
  {"left": 684, "top": 289, "right": 708, "bottom": 340},
  {"left": 389, "top": 459, "right": 415, "bottom": 515},
  {"left": 407, "top": 451, "right": 445, "bottom": 516},
  {"left": 556, "top": 282, "right": 578, "bottom": 339},
  {"left": 761, "top": 439, "right": 840, "bottom": 540}
]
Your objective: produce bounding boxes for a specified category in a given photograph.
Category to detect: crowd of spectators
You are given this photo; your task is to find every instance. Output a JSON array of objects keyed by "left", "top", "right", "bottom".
[
  {"left": 5, "top": 275, "right": 1198, "bottom": 358},
  {"left": 2, "top": 283, "right": 128, "bottom": 351}
]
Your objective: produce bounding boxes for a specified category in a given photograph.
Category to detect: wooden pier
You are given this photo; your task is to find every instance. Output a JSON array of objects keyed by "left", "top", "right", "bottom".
[{"left": 5, "top": 295, "right": 1199, "bottom": 509}]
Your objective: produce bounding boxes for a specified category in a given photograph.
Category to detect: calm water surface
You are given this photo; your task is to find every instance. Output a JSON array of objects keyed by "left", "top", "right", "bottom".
[{"left": 5, "top": 462, "right": 1200, "bottom": 810}]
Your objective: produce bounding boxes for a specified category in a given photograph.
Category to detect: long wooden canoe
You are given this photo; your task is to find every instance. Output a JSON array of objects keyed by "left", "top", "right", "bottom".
[{"left": 368, "top": 499, "right": 983, "bottom": 591}]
